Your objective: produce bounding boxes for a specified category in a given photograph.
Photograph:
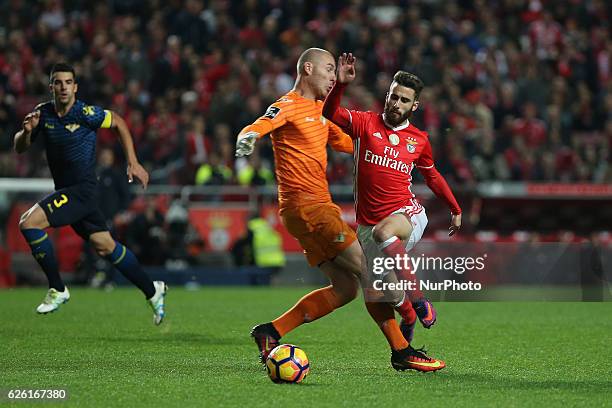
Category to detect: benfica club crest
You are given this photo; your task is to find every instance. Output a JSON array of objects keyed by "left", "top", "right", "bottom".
[{"left": 406, "top": 137, "right": 418, "bottom": 153}]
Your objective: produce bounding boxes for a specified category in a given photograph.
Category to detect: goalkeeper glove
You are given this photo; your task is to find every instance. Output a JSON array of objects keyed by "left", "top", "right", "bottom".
[{"left": 235, "top": 131, "right": 258, "bottom": 157}]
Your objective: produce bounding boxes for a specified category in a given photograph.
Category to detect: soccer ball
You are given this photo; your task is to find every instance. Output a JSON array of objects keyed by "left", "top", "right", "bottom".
[{"left": 265, "top": 344, "right": 310, "bottom": 384}]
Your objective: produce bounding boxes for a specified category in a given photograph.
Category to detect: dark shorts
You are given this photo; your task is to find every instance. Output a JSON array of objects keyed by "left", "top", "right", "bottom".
[{"left": 40, "top": 182, "right": 109, "bottom": 240}]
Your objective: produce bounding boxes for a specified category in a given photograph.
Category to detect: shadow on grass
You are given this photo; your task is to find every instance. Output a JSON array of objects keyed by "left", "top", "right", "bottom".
[
  {"left": 264, "top": 381, "right": 326, "bottom": 388},
  {"left": 440, "top": 371, "right": 612, "bottom": 392},
  {"left": 91, "top": 332, "right": 244, "bottom": 346}
]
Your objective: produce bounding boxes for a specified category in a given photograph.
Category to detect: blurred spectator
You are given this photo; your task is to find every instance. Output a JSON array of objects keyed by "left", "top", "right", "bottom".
[
  {"left": 232, "top": 212, "right": 285, "bottom": 276},
  {"left": 184, "top": 114, "right": 211, "bottom": 180},
  {"left": 164, "top": 199, "right": 193, "bottom": 269},
  {"left": 126, "top": 197, "right": 166, "bottom": 266},
  {"left": 236, "top": 154, "right": 274, "bottom": 187},
  {"left": 195, "top": 151, "right": 232, "bottom": 186},
  {"left": 512, "top": 102, "right": 547, "bottom": 149},
  {"left": 171, "top": 0, "right": 209, "bottom": 54},
  {"left": 327, "top": 151, "right": 352, "bottom": 185},
  {"left": 97, "top": 148, "right": 130, "bottom": 222},
  {"left": 85, "top": 148, "right": 131, "bottom": 287}
]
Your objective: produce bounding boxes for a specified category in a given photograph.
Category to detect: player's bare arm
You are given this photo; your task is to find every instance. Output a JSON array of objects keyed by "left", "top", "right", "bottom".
[
  {"left": 109, "top": 110, "right": 149, "bottom": 189},
  {"left": 14, "top": 110, "right": 40, "bottom": 153}
]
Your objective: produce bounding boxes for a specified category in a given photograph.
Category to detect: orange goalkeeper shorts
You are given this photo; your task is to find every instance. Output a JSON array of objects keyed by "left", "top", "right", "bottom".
[{"left": 280, "top": 202, "right": 357, "bottom": 267}]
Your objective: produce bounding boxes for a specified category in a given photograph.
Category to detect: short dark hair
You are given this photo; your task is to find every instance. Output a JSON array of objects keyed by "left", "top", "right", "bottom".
[
  {"left": 49, "top": 63, "right": 76, "bottom": 83},
  {"left": 392, "top": 71, "right": 424, "bottom": 99}
]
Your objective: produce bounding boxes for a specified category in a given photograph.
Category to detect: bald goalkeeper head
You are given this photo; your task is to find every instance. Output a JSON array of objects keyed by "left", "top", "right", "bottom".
[{"left": 293, "top": 48, "right": 337, "bottom": 101}]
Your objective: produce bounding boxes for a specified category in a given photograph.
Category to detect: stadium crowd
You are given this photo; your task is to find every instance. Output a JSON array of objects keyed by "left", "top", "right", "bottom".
[{"left": 0, "top": 0, "right": 610, "bottom": 187}]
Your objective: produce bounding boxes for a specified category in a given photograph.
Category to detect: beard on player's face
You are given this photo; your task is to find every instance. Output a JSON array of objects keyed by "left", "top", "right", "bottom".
[{"left": 384, "top": 102, "right": 412, "bottom": 126}]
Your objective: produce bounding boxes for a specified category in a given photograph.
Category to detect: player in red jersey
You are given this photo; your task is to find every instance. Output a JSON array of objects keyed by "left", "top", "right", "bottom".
[{"left": 323, "top": 53, "right": 462, "bottom": 371}]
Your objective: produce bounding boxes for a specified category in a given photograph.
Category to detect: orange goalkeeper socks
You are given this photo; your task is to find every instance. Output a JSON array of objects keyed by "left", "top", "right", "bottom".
[
  {"left": 365, "top": 302, "right": 409, "bottom": 351},
  {"left": 272, "top": 286, "right": 341, "bottom": 337}
]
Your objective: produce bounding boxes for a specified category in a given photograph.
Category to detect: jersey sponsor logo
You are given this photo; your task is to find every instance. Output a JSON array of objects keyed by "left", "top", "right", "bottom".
[
  {"left": 388, "top": 133, "right": 400, "bottom": 146},
  {"left": 364, "top": 148, "right": 411, "bottom": 174},
  {"left": 305, "top": 116, "right": 316, "bottom": 122},
  {"left": 263, "top": 106, "right": 281, "bottom": 119},
  {"left": 277, "top": 97, "right": 293, "bottom": 102},
  {"left": 372, "top": 132, "right": 382, "bottom": 139},
  {"left": 82, "top": 106, "right": 95, "bottom": 116},
  {"left": 65, "top": 124, "right": 80, "bottom": 132},
  {"left": 45, "top": 123, "right": 55, "bottom": 129}
]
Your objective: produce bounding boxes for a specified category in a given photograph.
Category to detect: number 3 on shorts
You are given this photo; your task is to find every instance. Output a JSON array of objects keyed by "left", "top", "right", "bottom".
[
  {"left": 47, "top": 194, "right": 69, "bottom": 213},
  {"left": 53, "top": 194, "right": 69, "bottom": 208}
]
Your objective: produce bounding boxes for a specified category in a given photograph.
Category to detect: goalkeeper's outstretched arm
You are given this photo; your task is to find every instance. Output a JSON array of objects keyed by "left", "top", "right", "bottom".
[{"left": 235, "top": 100, "right": 294, "bottom": 157}]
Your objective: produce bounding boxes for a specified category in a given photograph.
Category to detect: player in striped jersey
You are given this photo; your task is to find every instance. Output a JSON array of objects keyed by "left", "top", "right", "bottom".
[
  {"left": 13, "top": 63, "right": 167, "bottom": 324},
  {"left": 323, "top": 53, "right": 462, "bottom": 372},
  {"left": 235, "top": 48, "right": 365, "bottom": 363}
]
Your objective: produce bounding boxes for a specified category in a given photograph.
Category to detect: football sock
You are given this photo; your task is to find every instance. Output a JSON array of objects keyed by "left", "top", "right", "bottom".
[
  {"left": 106, "top": 241, "right": 155, "bottom": 299},
  {"left": 365, "top": 302, "right": 409, "bottom": 351},
  {"left": 22, "top": 228, "right": 65, "bottom": 291},
  {"left": 272, "top": 286, "right": 341, "bottom": 337},
  {"left": 377, "top": 236, "right": 425, "bottom": 302},
  {"left": 394, "top": 293, "right": 417, "bottom": 323}
]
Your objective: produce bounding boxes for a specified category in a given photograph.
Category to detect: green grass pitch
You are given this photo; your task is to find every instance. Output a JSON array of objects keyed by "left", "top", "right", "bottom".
[{"left": 1, "top": 287, "right": 611, "bottom": 407}]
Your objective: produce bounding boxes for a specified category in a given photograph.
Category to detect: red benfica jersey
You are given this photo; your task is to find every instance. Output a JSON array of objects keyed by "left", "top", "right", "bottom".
[{"left": 347, "top": 111, "right": 433, "bottom": 225}]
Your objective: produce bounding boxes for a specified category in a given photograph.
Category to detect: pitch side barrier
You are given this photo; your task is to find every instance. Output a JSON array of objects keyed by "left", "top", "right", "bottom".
[{"left": 1, "top": 180, "right": 610, "bottom": 300}]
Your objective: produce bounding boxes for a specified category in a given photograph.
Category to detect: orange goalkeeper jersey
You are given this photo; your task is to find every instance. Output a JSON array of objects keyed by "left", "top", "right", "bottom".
[{"left": 239, "top": 90, "right": 353, "bottom": 210}]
